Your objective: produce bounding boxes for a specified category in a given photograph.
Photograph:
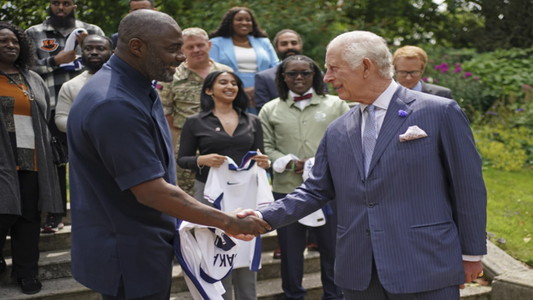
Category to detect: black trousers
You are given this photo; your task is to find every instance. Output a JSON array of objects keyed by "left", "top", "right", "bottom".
[
  {"left": 0, "top": 171, "right": 41, "bottom": 278},
  {"left": 101, "top": 277, "right": 171, "bottom": 300},
  {"left": 47, "top": 109, "right": 67, "bottom": 218},
  {"left": 274, "top": 192, "right": 343, "bottom": 300}
]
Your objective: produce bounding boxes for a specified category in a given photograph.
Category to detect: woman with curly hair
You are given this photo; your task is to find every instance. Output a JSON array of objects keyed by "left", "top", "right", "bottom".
[
  {"left": 209, "top": 7, "right": 279, "bottom": 114},
  {"left": 0, "top": 22, "right": 62, "bottom": 295}
]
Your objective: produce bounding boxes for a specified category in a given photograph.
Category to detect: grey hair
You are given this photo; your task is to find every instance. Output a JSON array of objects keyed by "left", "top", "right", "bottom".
[
  {"left": 182, "top": 27, "right": 209, "bottom": 41},
  {"left": 118, "top": 10, "right": 178, "bottom": 48},
  {"left": 327, "top": 31, "right": 393, "bottom": 79}
]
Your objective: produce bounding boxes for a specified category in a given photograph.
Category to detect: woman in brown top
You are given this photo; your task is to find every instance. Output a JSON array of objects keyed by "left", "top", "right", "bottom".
[{"left": 0, "top": 22, "right": 61, "bottom": 295}]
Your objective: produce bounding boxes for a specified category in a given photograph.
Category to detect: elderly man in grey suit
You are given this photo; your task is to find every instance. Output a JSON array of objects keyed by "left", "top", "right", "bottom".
[
  {"left": 393, "top": 45, "right": 454, "bottom": 99},
  {"left": 240, "top": 31, "right": 487, "bottom": 300}
]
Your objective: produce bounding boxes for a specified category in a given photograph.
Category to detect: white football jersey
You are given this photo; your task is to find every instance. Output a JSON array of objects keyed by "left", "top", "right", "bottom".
[
  {"left": 175, "top": 220, "right": 240, "bottom": 300},
  {"left": 204, "top": 151, "right": 274, "bottom": 270}
]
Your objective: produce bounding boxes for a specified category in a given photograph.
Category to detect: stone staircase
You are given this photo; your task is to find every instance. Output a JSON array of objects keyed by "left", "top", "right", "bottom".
[{"left": 1, "top": 205, "right": 492, "bottom": 300}]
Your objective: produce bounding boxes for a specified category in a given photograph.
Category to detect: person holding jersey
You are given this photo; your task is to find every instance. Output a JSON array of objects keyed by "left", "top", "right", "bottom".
[{"left": 178, "top": 71, "right": 270, "bottom": 300}]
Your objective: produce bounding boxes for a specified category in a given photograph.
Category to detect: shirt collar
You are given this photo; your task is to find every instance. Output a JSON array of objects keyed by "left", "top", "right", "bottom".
[
  {"left": 199, "top": 106, "right": 244, "bottom": 119},
  {"left": 178, "top": 59, "right": 219, "bottom": 81},
  {"left": 359, "top": 80, "right": 398, "bottom": 113},
  {"left": 412, "top": 81, "right": 422, "bottom": 92},
  {"left": 287, "top": 87, "right": 320, "bottom": 107},
  {"left": 107, "top": 55, "right": 153, "bottom": 95},
  {"left": 289, "top": 87, "right": 314, "bottom": 100}
]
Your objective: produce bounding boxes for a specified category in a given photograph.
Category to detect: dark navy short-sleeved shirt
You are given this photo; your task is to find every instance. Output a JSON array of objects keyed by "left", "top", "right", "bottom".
[{"left": 67, "top": 55, "right": 177, "bottom": 298}]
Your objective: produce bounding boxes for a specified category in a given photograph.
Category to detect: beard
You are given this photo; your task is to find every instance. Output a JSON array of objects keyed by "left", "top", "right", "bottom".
[
  {"left": 279, "top": 49, "right": 303, "bottom": 60},
  {"left": 81, "top": 54, "right": 109, "bottom": 73},
  {"left": 145, "top": 47, "right": 177, "bottom": 82},
  {"left": 48, "top": 7, "right": 76, "bottom": 29}
]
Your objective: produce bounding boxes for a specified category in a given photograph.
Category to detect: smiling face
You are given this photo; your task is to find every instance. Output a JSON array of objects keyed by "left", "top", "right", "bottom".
[
  {"left": 324, "top": 45, "right": 365, "bottom": 102},
  {"left": 232, "top": 10, "right": 253, "bottom": 37},
  {"left": 182, "top": 35, "right": 211, "bottom": 67},
  {"left": 81, "top": 36, "right": 112, "bottom": 73},
  {"left": 143, "top": 23, "right": 186, "bottom": 82},
  {"left": 0, "top": 29, "right": 20, "bottom": 67},
  {"left": 283, "top": 60, "right": 314, "bottom": 96},
  {"left": 206, "top": 72, "right": 239, "bottom": 104}
]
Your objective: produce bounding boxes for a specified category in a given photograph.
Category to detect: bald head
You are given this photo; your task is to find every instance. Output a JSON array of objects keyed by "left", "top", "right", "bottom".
[
  {"left": 117, "top": 10, "right": 177, "bottom": 51},
  {"left": 114, "top": 10, "right": 185, "bottom": 82}
]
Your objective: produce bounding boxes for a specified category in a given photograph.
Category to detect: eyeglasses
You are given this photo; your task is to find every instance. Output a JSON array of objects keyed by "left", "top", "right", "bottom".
[
  {"left": 283, "top": 71, "right": 314, "bottom": 79},
  {"left": 395, "top": 70, "right": 422, "bottom": 77}
]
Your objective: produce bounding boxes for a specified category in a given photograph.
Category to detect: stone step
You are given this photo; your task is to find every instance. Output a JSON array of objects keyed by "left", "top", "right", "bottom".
[
  {"left": 168, "top": 275, "right": 493, "bottom": 300},
  {"left": 2, "top": 226, "right": 279, "bottom": 257},
  {"left": 0, "top": 246, "right": 319, "bottom": 285},
  {"left": 2, "top": 227, "right": 72, "bottom": 258}
]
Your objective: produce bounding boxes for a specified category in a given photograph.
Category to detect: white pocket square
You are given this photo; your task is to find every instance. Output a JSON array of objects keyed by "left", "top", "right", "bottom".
[{"left": 399, "top": 125, "right": 428, "bottom": 142}]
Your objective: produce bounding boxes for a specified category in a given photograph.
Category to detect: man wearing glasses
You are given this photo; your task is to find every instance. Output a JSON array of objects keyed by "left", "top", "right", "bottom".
[{"left": 393, "top": 46, "right": 454, "bottom": 99}]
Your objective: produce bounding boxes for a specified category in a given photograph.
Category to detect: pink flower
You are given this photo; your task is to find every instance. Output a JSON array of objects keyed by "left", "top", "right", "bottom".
[
  {"left": 455, "top": 63, "right": 461, "bottom": 67},
  {"left": 422, "top": 77, "right": 428, "bottom": 82},
  {"left": 439, "top": 63, "right": 449, "bottom": 73},
  {"left": 463, "top": 72, "right": 472, "bottom": 78},
  {"left": 474, "top": 77, "right": 480, "bottom": 81},
  {"left": 454, "top": 67, "right": 462, "bottom": 73},
  {"left": 434, "top": 79, "right": 438, "bottom": 83},
  {"left": 523, "top": 84, "right": 532, "bottom": 91}
]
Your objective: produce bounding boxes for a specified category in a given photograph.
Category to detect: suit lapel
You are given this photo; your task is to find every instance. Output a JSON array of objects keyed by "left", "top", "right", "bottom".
[
  {"left": 222, "top": 38, "right": 238, "bottom": 71},
  {"left": 421, "top": 81, "right": 431, "bottom": 94},
  {"left": 249, "top": 36, "right": 264, "bottom": 69},
  {"left": 368, "top": 87, "right": 414, "bottom": 176},
  {"left": 345, "top": 106, "right": 365, "bottom": 180}
]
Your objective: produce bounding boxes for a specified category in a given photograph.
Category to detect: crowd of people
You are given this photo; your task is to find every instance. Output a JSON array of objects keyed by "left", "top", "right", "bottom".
[{"left": 0, "top": 0, "right": 487, "bottom": 300}]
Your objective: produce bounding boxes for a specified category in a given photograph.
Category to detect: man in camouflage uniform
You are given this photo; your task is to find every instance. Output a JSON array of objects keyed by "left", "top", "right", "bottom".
[{"left": 159, "top": 27, "right": 232, "bottom": 196}]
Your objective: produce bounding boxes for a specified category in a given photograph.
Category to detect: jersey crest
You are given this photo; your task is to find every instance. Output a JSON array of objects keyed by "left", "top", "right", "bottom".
[{"left": 40, "top": 38, "right": 59, "bottom": 52}]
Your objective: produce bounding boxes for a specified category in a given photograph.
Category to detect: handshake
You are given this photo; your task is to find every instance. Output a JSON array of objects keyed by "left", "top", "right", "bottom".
[{"left": 224, "top": 209, "right": 271, "bottom": 241}]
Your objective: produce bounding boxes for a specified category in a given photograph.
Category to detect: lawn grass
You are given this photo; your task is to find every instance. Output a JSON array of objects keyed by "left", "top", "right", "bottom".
[{"left": 483, "top": 167, "right": 533, "bottom": 267}]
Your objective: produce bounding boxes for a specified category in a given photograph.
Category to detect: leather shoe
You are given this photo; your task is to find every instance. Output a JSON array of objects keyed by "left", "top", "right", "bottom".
[
  {"left": 18, "top": 276, "right": 42, "bottom": 294},
  {"left": 307, "top": 243, "right": 319, "bottom": 252},
  {"left": 273, "top": 248, "right": 281, "bottom": 259}
]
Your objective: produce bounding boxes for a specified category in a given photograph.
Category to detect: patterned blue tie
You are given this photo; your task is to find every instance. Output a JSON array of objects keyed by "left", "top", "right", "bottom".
[{"left": 363, "top": 105, "right": 377, "bottom": 177}]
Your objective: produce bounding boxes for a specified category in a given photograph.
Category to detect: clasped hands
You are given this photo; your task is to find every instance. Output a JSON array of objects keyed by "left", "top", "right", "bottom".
[{"left": 225, "top": 208, "right": 270, "bottom": 241}]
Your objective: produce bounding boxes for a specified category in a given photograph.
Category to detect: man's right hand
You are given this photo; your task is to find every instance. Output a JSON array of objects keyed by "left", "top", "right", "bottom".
[
  {"left": 225, "top": 210, "right": 271, "bottom": 241},
  {"left": 54, "top": 50, "right": 77, "bottom": 65}
]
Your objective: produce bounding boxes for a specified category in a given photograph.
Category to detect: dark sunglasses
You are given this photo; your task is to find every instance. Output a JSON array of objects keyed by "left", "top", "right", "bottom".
[{"left": 283, "top": 71, "right": 314, "bottom": 79}]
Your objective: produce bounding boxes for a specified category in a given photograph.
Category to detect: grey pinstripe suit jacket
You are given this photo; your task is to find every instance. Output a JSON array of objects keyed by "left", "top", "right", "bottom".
[{"left": 259, "top": 85, "right": 487, "bottom": 294}]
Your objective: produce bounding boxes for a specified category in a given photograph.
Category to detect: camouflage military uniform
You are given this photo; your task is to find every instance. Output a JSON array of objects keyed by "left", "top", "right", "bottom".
[{"left": 159, "top": 59, "right": 232, "bottom": 196}]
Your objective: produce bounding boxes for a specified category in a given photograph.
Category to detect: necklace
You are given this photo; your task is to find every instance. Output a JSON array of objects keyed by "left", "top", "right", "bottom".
[
  {"left": 0, "top": 71, "right": 34, "bottom": 101},
  {"left": 232, "top": 38, "right": 250, "bottom": 47},
  {"left": 213, "top": 110, "right": 234, "bottom": 125}
]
